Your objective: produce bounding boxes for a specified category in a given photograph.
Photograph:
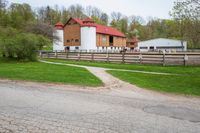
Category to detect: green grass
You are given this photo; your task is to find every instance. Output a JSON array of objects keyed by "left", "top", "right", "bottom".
[
  {"left": 0, "top": 58, "right": 102, "bottom": 86},
  {"left": 43, "top": 58, "right": 200, "bottom": 96},
  {"left": 108, "top": 70, "right": 200, "bottom": 96},
  {"left": 43, "top": 58, "right": 200, "bottom": 75}
]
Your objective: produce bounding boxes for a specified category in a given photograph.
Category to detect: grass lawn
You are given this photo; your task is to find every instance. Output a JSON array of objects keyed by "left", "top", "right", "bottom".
[
  {"left": 43, "top": 58, "right": 200, "bottom": 96},
  {"left": 44, "top": 58, "right": 200, "bottom": 75},
  {"left": 108, "top": 70, "right": 200, "bottom": 96},
  {"left": 0, "top": 58, "right": 102, "bottom": 87}
]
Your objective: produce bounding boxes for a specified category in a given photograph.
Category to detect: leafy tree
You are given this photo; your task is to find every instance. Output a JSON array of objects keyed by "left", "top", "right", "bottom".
[
  {"left": 8, "top": 3, "right": 35, "bottom": 28},
  {"left": 171, "top": 0, "right": 200, "bottom": 48}
]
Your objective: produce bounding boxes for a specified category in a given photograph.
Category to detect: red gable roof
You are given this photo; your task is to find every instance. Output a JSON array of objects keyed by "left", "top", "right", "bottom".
[
  {"left": 65, "top": 18, "right": 125, "bottom": 38},
  {"left": 127, "top": 38, "right": 140, "bottom": 43}
]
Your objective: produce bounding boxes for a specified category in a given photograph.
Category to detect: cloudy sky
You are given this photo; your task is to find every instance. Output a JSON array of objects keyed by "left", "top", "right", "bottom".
[{"left": 9, "top": 0, "right": 175, "bottom": 19}]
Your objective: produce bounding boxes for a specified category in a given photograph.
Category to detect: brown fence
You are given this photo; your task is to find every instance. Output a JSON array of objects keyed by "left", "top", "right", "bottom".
[{"left": 40, "top": 51, "right": 200, "bottom": 66}]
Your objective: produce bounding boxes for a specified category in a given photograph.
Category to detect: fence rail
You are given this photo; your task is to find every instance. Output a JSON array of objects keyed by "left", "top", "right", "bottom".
[{"left": 40, "top": 51, "right": 200, "bottom": 66}]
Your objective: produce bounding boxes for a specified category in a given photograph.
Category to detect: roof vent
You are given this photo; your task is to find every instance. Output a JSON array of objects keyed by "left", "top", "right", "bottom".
[{"left": 83, "top": 17, "right": 95, "bottom": 24}]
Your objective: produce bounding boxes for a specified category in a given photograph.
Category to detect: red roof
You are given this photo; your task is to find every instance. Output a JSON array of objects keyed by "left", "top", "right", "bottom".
[
  {"left": 127, "top": 36, "right": 140, "bottom": 43},
  {"left": 55, "top": 22, "right": 64, "bottom": 29},
  {"left": 65, "top": 18, "right": 125, "bottom": 37}
]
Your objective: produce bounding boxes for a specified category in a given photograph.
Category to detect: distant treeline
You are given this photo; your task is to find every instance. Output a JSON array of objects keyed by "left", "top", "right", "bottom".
[{"left": 0, "top": 0, "right": 200, "bottom": 48}]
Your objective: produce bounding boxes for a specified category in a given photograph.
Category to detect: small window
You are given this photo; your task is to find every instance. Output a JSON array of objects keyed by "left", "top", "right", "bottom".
[
  {"left": 102, "top": 35, "right": 107, "bottom": 43},
  {"left": 75, "top": 47, "right": 79, "bottom": 50},
  {"left": 67, "top": 40, "right": 70, "bottom": 43},
  {"left": 140, "top": 47, "right": 148, "bottom": 49},
  {"left": 75, "top": 39, "right": 79, "bottom": 42},
  {"left": 150, "top": 46, "right": 154, "bottom": 50}
]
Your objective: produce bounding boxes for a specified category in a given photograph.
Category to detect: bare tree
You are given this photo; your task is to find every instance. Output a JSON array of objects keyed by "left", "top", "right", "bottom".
[
  {"left": 0, "top": 0, "right": 7, "bottom": 10},
  {"left": 68, "top": 4, "right": 86, "bottom": 19},
  {"left": 24, "top": 22, "right": 57, "bottom": 41},
  {"left": 111, "top": 12, "right": 122, "bottom": 21}
]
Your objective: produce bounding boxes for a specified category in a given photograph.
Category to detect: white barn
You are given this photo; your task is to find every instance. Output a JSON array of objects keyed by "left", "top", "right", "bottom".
[{"left": 136, "top": 38, "right": 187, "bottom": 52}]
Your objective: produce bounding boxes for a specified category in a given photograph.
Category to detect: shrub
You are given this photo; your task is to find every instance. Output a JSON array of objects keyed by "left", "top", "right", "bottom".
[{"left": 0, "top": 27, "right": 51, "bottom": 61}]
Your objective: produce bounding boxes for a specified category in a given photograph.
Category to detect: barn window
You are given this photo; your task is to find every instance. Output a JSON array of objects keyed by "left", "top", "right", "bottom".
[
  {"left": 75, "top": 39, "right": 79, "bottom": 42},
  {"left": 75, "top": 47, "right": 79, "bottom": 50},
  {"left": 67, "top": 40, "right": 70, "bottom": 43},
  {"left": 102, "top": 35, "right": 107, "bottom": 43}
]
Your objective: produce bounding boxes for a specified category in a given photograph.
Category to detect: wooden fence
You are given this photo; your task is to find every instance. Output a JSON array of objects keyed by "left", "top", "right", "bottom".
[{"left": 40, "top": 51, "right": 200, "bottom": 66}]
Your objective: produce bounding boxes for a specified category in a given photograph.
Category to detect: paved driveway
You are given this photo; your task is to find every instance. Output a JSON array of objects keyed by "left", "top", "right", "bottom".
[{"left": 0, "top": 79, "right": 200, "bottom": 133}]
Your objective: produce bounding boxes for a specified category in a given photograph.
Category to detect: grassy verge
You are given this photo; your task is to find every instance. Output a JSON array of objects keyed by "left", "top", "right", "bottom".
[
  {"left": 42, "top": 58, "right": 200, "bottom": 96},
  {"left": 107, "top": 70, "right": 200, "bottom": 96},
  {"left": 43, "top": 58, "right": 200, "bottom": 75},
  {"left": 0, "top": 58, "right": 102, "bottom": 87}
]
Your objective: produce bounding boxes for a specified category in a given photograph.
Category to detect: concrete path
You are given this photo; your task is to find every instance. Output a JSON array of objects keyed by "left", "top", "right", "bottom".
[
  {"left": 0, "top": 60, "right": 200, "bottom": 133},
  {"left": 39, "top": 60, "right": 177, "bottom": 75}
]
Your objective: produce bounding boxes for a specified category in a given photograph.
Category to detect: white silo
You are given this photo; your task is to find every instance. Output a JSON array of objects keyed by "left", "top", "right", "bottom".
[
  {"left": 53, "top": 22, "right": 64, "bottom": 51},
  {"left": 80, "top": 18, "right": 97, "bottom": 51}
]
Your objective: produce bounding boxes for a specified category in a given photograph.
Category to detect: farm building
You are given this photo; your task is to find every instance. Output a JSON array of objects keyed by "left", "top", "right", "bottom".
[
  {"left": 136, "top": 38, "right": 187, "bottom": 52},
  {"left": 126, "top": 37, "right": 139, "bottom": 50},
  {"left": 53, "top": 18, "right": 126, "bottom": 51}
]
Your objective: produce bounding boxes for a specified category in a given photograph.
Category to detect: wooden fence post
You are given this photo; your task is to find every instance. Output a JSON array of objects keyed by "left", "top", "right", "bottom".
[
  {"left": 163, "top": 53, "right": 166, "bottom": 66},
  {"left": 78, "top": 51, "right": 81, "bottom": 61},
  {"left": 107, "top": 52, "right": 110, "bottom": 62},
  {"left": 139, "top": 53, "right": 142, "bottom": 64},
  {"left": 66, "top": 51, "right": 68, "bottom": 59},
  {"left": 184, "top": 54, "right": 188, "bottom": 66},
  {"left": 91, "top": 52, "right": 94, "bottom": 61},
  {"left": 55, "top": 51, "right": 58, "bottom": 58},
  {"left": 122, "top": 52, "right": 125, "bottom": 63},
  {"left": 47, "top": 52, "right": 49, "bottom": 58}
]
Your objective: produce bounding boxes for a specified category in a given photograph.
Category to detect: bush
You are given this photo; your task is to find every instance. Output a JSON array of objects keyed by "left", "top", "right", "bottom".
[
  {"left": 0, "top": 27, "right": 50, "bottom": 61},
  {"left": 15, "top": 33, "right": 39, "bottom": 60}
]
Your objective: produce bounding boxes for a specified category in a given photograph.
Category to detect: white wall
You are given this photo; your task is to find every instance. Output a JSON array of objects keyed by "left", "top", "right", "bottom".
[
  {"left": 136, "top": 38, "right": 187, "bottom": 52},
  {"left": 53, "top": 29, "right": 64, "bottom": 51}
]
